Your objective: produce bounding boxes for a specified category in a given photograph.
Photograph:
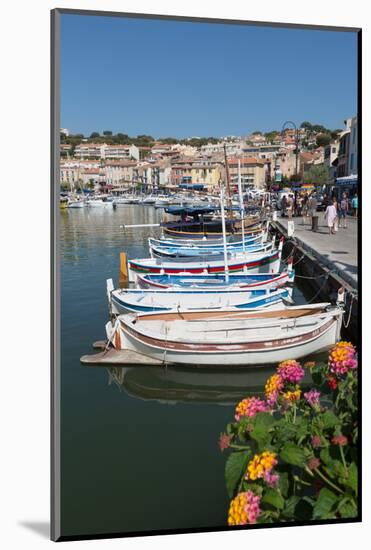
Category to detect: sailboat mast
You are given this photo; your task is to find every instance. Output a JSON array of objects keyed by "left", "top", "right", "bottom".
[
  {"left": 237, "top": 159, "right": 245, "bottom": 252},
  {"left": 223, "top": 143, "right": 233, "bottom": 219},
  {"left": 220, "top": 186, "right": 230, "bottom": 283}
]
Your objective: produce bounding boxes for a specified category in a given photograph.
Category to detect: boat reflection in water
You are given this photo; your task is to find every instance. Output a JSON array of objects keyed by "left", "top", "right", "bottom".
[{"left": 106, "top": 364, "right": 315, "bottom": 406}]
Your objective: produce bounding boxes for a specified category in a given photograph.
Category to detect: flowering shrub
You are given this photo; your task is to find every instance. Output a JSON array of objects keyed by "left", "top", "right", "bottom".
[{"left": 220, "top": 342, "right": 358, "bottom": 524}]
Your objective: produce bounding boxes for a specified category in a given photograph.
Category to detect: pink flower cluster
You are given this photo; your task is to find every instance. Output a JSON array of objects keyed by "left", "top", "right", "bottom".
[
  {"left": 235, "top": 397, "right": 269, "bottom": 421},
  {"left": 328, "top": 341, "right": 358, "bottom": 376},
  {"left": 304, "top": 389, "right": 321, "bottom": 409},
  {"left": 218, "top": 433, "right": 231, "bottom": 452},
  {"left": 277, "top": 360, "right": 305, "bottom": 384},
  {"left": 243, "top": 491, "right": 261, "bottom": 524},
  {"left": 263, "top": 471, "right": 280, "bottom": 487},
  {"left": 311, "top": 435, "right": 322, "bottom": 448}
]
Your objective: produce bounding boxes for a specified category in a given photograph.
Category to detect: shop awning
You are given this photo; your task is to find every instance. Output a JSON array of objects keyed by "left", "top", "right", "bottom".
[{"left": 336, "top": 175, "right": 358, "bottom": 186}]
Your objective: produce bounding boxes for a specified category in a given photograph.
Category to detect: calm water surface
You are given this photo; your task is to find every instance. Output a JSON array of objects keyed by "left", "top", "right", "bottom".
[{"left": 60, "top": 205, "right": 323, "bottom": 538}]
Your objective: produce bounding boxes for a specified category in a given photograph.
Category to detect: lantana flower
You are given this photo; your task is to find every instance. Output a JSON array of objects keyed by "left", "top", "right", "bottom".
[
  {"left": 277, "top": 360, "right": 305, "bottom": 384},
  {"left": 328, "top": 341, "right": 357, "bottom": 376},
  {"left": 234, "top": 396, "right": 269, "bottom": 421},
  {"left": 228, "top": 491, "right": 261, "bottom": 525}
]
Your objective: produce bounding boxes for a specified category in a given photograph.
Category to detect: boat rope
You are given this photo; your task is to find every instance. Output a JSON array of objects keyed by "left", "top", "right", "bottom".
[
  {"left": 294, "top": 270, "right": 337, "bottom": 280},
  {"left": 306, "top": 273, "right": 330, "bottom": 304},
  {"left": 289, "top": 253, "right": 305, "bottom": 267},
  {"left": 343, "top": 292, "right": 355, "bottom": 329}
]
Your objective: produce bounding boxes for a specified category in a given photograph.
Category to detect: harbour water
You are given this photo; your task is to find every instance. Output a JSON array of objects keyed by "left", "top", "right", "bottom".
[{"left": 60, "top": 205, "right": 328, "bottom": 537}]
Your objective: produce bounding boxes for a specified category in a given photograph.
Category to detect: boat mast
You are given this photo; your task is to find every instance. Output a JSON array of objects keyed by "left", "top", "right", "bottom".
[
  {"left": 237, "top": 159, "right": 245, "bottom": 252},
  {"left": 223, "top": 143, "right": 233, "bottom": 219},
  {"left": 220, "top": 186, "right": 230, "bottom": 283}
]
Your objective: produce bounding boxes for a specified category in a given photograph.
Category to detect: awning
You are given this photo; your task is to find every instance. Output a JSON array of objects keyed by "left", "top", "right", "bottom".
[
  {"left": 335, "top": 175, "right": 358, "bottom": 186},
  {"left": 178, "top": 183, "right": 205, "bottom": 191}
]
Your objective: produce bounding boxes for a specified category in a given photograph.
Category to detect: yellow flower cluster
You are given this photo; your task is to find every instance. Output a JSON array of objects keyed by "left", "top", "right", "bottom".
[
  {"left": 227, "top": 491, "right": 261, "bottom": 525},
  {"left": 246, "top": 451, "right": 277, "bottom": 481},
  {"left": 265, "top": 374, "right": 283, "bottom": 400},
  {"left": 330, "top": 341, "right": 353, "bottom": 361},
  {"left": 228, "top": 493, "right": 249, "bottom": 525},
  {"left": 282, "top": 388, "right": 301, "bottom": 402}
]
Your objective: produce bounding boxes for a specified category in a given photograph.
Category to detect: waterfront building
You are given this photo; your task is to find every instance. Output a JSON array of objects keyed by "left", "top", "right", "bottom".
[
  {"left": 324, "top": 140, "right": 340, "bottom": 182},
  {"left": 347, "top": 116, "right": 358, "bottom": 176},
  {"left": 227, "top": 157, "right": 266, "bottom": 189},
  {"left": 105, "top": 160, "right": 137, "bottom": 189},
  {"left": 74, "top": 143, "right": 139, "bottom": 160},
  {"left": 104, "top": 144, "right": 139, "bottom": 161},
  {"left": 171, "top": 157, "right": 223, "bottom": 189},
  {"left": 200, "top": 141, "right": 245, "bottom": 157},
  {"left": 74, "top": 143, "right": 106, "bottom": 159}
]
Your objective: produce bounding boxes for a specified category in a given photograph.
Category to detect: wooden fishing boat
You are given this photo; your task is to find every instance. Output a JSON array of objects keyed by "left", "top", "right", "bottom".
[
  {"left": 163, "top": 223, "right": 261, "bottom": 239},
  {"left": 105, "top": 304, "right": 343, "bottom": 366},
  {"left": 148, "top": 230, "right": 267, "bottom": 249},
  {"left": 136, "top": 266, "right": 295, "bottom": 291},
  {"left": 128, "top": 239, "right": 283, "bottom": 283},
  {"left": 149, "top": 239, "right": 274, "bottom": 260},
  {"left": 107, "top": 281, "right": 292, "bottom": 315}
]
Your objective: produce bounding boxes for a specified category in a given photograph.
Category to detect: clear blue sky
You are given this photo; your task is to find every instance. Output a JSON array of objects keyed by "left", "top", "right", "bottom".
[{"left": 60, "top": 13, "right": 358, "bottom": 138}]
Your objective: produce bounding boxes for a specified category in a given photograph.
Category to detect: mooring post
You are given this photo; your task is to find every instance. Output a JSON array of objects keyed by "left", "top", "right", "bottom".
[{"left": 119, "top": 252, "right": 128, "bottom": 285}]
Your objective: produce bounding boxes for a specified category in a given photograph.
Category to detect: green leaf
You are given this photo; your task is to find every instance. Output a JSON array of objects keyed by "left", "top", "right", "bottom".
[
  {"left": 278, "top": 472, "right": 289, "bottom": 498},
  {"left": 282, "top": 495, "right": 300, "bottom": 519},
  {"left": 320, "top": 448, "right": 335, "bottom": 466},
  {"left": 250, "top": 424, "right": 271, "bottom": 449},
  {"left": 225, "top": 450, "right": 251, "bottom": 498},
  {"left": 337, "top": 497, "right": 358, "bottom": 519},
  {"left": 254, "top": 412, "right": 276, "bottom": 429},
  {"left": 321, "top": 410, "right": 341, "bottom": 429},
  {"left": 313, "top": 487, "right": 338, "bottom": 519},
  {"left": 280, "top": 443, "right": 306, "bottom": 467},
  {"left": 261, "top": 488, "right": 285, "bottom": 510},
  {"left": 344, "top": 462, "right": 358, "bottom": 495}
]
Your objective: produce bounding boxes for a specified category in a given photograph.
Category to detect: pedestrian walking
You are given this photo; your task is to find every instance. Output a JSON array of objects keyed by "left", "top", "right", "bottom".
[
  {"left": 286, "top": 195, "right": 293, "bottom": 219},
  {"left": 308, "top": 193, "right": 318, "bottom": 225},
  {"left": 339, "top": 192, "right": 349, "bottom": 228},
  {"left": 324, "top": 198, "right": 338, "bottom": 235},
  {"left": 352, "top": 193, "right": 358, "bottom": 218},
  {"left": 302, "top": 192, "right": 309, "bottom": 225},
  {"left": 296, "top": 194, "right": 303, "bottom": 217},
  {"left": 281, "top": 195, "right": 287, "bottom": 217}
]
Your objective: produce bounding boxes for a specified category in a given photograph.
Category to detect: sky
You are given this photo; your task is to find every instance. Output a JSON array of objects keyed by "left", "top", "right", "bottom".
[{"left": 60, "top": 14, "right": 358, "bottom": 138}]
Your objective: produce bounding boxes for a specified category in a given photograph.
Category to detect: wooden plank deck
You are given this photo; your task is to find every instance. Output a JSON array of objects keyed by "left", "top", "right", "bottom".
[{"left": 80, "top": 347, "right": 172, "bottom": 366}]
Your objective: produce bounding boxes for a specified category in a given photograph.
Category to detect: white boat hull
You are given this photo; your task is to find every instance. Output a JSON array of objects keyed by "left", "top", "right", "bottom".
[{"left": 107, "top": 305, "right": 343, "bottom": 366}]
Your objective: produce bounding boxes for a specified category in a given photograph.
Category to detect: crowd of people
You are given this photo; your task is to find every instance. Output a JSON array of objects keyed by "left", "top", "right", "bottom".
[{"left": 281, "top": 191, "right": 358, "bottom": 235}]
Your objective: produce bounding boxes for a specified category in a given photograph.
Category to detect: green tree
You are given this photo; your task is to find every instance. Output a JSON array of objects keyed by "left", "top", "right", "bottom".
[
  {"left": 304, "top": 164, "right": 330, "bottom": 185},
  {"left": 316, "top": 133, "right": 332, "bottom": 147},
  {"left": 264, "top": 131, "right": 279, "bottom": 142},
  {"left": 252, "top": 130, "right": 262, "bottom": 135},
  {"left": 103, "top": 130, "right": 113, "bottom": 136},
  {"left": 90, "top": 132, "right": 100, "bottom": 139},
  {"left": 300, "top": 121, "right": 313, "bottom": 130}
]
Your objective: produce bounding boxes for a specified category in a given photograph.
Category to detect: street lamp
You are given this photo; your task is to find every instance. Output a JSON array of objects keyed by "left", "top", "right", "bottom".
[{"left": 281, "top": 121, "right": 300, "bottom": 182}]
